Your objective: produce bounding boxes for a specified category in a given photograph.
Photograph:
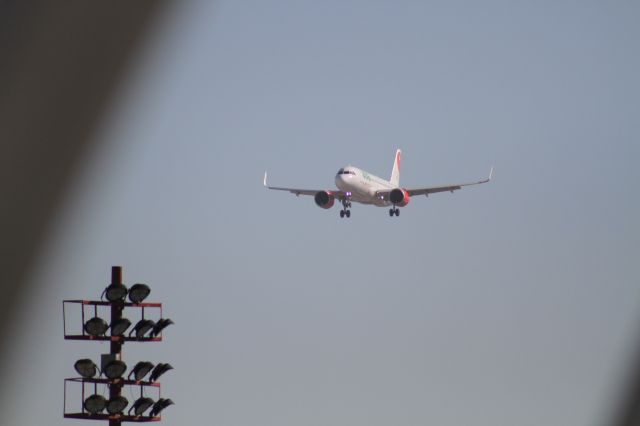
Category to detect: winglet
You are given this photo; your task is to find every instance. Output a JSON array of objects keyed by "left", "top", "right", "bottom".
[
  {"left": 263, "top": 171, "right": 268, "bottom": 187},
  {"left": 477, "top": 166, "right": 494, "bottom": 184}
]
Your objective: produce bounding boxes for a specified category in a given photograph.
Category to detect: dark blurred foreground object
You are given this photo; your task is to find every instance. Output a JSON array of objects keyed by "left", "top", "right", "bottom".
[
  {"left": 0, "top": 0, "right": 169, "bottom": 351},
  {"left": 610, "top": 334, "right": 640, "bottom": 426}
]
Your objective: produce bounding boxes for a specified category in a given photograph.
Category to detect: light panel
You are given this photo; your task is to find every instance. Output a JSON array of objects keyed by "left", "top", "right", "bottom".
[
  {"left": 104, "top": 283, "right": 128, "bottom": 302},
  {"left": 129, "top": 361, "right": 154, "bottom": 381},
  {"left": 74, "top": 359, "right": 98, "bottom": 379},
  {"left": 150, "top": 318, "right": 174, "bottom": 338},
  {"left": 149, "top": 398, "right": 174, "bottom": 417},
  {"left": 84, "top": 394, "right": 106, "bottom": 415},
  {"left": 84, "top": 317, "right": 108, "bottom": 337},
  {"left": 110, "top": 318, "right": 132, "bottom": 336},
  {"left": 106, "top": 396, "right": 128, "bottom": 415},
  {"left": 130, "top": 397, "right": 154, "bottom": 416},
  {"left": 103, "top": 359, "right": 127, "bottom": 379},
  {"left": 149, "top": 363, "right": 173, "bottom": 382},
  {"left": 128, "top": 283, "right": 151, "bottom": 304},
  {"left": 130, "top": 319, "right": 155, "bottom": 338}
]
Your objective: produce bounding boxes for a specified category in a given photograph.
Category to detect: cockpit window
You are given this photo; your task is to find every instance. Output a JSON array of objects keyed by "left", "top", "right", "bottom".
[{"left": 336, "top": 169, "right": 356, "bottom": 175}]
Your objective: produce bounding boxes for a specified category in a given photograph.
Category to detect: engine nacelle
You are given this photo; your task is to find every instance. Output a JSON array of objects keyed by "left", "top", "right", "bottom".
[
  {"left": 314, "top": 190, "right": 335, "bottom": 209},
  {"left": 389, "top": 188, "right": 410, "bottom": 207}
]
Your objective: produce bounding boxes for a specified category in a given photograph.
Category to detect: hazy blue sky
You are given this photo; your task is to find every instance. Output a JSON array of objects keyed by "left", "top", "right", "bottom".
[{"left": 1, "top": 1, "right": 639, "bottom": 425}]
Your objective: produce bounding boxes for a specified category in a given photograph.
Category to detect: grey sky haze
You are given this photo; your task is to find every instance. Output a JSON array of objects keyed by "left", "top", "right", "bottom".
[{"left": 1, "top": 1, "right": 638, "bottom": 425}]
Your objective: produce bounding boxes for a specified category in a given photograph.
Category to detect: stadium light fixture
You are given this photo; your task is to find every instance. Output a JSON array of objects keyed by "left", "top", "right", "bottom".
[
  {"left": 130, "top": 319, "right": 155, "bottom": 338},
  {"left": 84, "top": 317, "right": 109, "bottom": 337},
  {"left": 84, "top": 394, "right": 107, "bottom": 415},
  {"left": 128, "top": 361, "right": 154, "bottom": 381},
  {"left": 110, "top": 317, "right": 131, "bottom": 337},
  {"left": 128, "top": 283, "right": 151, "bottom": 304},
  {"left": 149, "top": 398, "right": 174, "bottom": 417},
  {"left": 103, "top": 359, "right": 127, "bottom": 380},
  {"left": 104, "top": 283, "right": 128, "bottom": 302},
  {"left": 129, "top": 397, "right": 155, "bottom": 416},
  {"left": 74, "top": 359, "right": 99, "bottom": 379},
  {"left": 150, "top": 318, "right": 174, "bottom": 338},
  {"left": 149, "top": 363, "right": 173, "bottom": 382},
  {"left": 106, "top": 396, "right": 129, "bottom": 415}
]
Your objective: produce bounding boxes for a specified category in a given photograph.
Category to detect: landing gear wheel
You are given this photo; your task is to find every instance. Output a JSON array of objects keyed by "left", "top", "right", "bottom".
[
  {"left": 340, "top": 198, "right": 352, "bottom": 218},
  {"left": 395, "top": 208, "right": 400, "bottom": 216},
  {"left": 389, "top": 209, "right": 394, "bottom": 217}
]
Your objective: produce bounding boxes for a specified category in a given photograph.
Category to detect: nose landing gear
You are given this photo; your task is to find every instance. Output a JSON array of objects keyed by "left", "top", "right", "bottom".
[
  {"left": 340, "top": 199, "right": 352, "bottom": 218},
  {"left": 389, "top": 207, "right": 400, "bottom": 217}
]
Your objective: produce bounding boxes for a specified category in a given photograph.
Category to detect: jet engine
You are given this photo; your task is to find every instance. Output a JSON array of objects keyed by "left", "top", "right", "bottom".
[
  {"left": 389, "top": 188, "right": 410, "bottom": 207},
  {"left": 314, "top": 190, "right": 335, "bottom": 209}
]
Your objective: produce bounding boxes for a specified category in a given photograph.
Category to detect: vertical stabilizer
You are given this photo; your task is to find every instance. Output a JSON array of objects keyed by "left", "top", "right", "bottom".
[{"left": 390, "top": 149, "right": 401, "bottom": 186}]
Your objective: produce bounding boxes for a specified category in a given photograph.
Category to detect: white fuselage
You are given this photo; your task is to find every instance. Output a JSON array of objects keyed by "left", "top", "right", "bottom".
[{"left": 335, "top": 166, "right": 394, "bottom": 206}]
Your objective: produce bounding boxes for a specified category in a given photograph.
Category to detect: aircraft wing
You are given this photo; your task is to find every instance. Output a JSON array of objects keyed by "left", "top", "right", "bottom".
[
  {"left": 377, "top": 167, "right": 493, "bottom": 198},
  {"left": 263, "top": 172, "right": 349, "bottom": 199}
]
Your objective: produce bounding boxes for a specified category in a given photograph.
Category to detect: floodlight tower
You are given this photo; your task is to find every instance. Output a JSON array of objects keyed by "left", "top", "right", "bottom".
[{"left": 63, "top": 266, "right": 174, "bottom": 425}]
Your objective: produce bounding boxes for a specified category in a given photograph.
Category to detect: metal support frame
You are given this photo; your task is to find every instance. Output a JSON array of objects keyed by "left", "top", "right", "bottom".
[{"left": 62, "top": 300, "right": 163, "bottom": 342}]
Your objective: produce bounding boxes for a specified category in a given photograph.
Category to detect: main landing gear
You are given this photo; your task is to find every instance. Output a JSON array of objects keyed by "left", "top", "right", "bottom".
[
  {"left": 340, "top": 199, "right": 352, "bottom": 218},
  {"left": 389, "top": 207, "right": 400, "bottom": 217}
]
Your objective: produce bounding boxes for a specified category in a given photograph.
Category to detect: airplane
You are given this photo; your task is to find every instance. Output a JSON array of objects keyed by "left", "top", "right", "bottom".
[{"left": 263, "top": 149, "right": 492, "bottom": 218}]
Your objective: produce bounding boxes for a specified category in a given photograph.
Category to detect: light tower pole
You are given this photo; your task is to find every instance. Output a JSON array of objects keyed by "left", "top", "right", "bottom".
[{"left": 109, "top": 266, "right": 124, "bottom": 426}]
